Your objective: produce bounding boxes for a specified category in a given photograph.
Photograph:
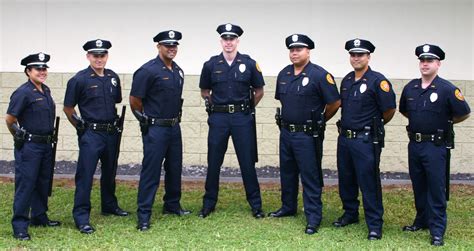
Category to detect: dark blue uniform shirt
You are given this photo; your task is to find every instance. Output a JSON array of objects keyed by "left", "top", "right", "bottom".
[
  {"left": 340, "top": 67, "right": 396, "bottom": 130},
  {"left": 7, "top": 80, "right": 56, "bottom": 135},
  {"left": 399, "top": 75, "right": 470, "bottom": 134},
  {"left": 130, "top": 56, "right": 184, "bottom": 119},
  {"left": 199, "top": 52, "right": 265, "bottom": 105},
  {"left": 275, "top": 62, "right": 340, "bottom": 123},
  {"left": 64, "top": 66, "right": 122, "bottom": 123}
]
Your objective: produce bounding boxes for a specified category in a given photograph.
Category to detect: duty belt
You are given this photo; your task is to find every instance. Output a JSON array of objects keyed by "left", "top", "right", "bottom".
[
  {"left": 281, "top": 121, "right": 313, "bottom": 133},
  {"left": 26, "top": 133, "right": 55, "bottom": 144},
  {"left": 149, "top": 117, "right": 180, "bottom": 127},
  {"left": 407, "top": 132, "right": 444, "bottom": 143},
  {"left": 88, "top": 122, "right": 116, "bottom": 133},
  {"left": 211, "top": 103, "right": 248, "bottom": 113},
  {"left": 340, "top": 129, "right": 368, "bottom": 139}
]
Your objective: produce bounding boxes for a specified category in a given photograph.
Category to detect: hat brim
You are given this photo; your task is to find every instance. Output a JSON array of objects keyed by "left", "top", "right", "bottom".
[
  {"left": 159, "top": 42, "right": 180, "bottom": 46},
  {"left": 88, "top": 50, "right": 108, "bottom": 55},
  {"left": 418, "top": 55, "right": 439, "bottom": 60},
  {"left": 29, "top": 64, "right": 49, "bottom": 69},
  {"left": 221, "top": 34, "right": 238, "bottom": 38}
]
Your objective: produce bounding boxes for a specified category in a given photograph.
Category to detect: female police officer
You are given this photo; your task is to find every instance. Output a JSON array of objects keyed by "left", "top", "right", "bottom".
[{"left": 5, "top": 53, "right": 60, "bottom": 241}]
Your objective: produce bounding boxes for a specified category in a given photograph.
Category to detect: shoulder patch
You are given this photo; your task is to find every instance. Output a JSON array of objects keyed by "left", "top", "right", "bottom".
[
  {"left": 455, "top": 89, "right": 465, "bottom": 101},
  {"left": 326, "top": 73, "right": 335, "bottom": 85},
  {"left": 380, "top": 80, "right": 390, "bottom": 92},
  {"left": 256, "top": 62, "right": 262, "bottom": 73}
]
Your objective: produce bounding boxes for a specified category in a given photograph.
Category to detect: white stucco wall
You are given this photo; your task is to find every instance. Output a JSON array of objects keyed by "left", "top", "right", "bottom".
[{"left": 1, "top": 0, "right": 473, "bottom": 80}]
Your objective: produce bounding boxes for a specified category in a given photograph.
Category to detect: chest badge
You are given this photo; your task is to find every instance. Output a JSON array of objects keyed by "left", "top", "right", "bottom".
[
  {"left": 302, "top": 77, "right": 309, "bottom": 86},
  {"left": 111, "top": 78, "right": 117, "bottom": 87},
  {"left": 359, "top": 83, "right": 367, "bottom": 93},
  {"left": 179, "top": 70, "right": 184, "bottom": 79},
  {"left": 239, "top": 64, "right": 246, "bottom": 73},
  {"left": 430, "top": 92, "right": 438, "bottom": 102}
]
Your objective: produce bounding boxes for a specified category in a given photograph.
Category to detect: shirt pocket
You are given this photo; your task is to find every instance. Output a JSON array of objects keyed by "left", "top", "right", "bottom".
[{"left": 422, "top": 99, "right": 441, "bottom": 113}]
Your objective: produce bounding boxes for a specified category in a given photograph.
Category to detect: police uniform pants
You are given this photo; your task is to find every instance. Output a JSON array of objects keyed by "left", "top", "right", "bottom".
[
  {"left": 73, "top": 130, "right": 119, "bottom": 226},
  {"left": 12, "top": 142, "right": 52, "bottom": 234},
  {"left": 337, "top": 135, "right": 384, "bottom": 232},
  {"left": 137, "top": 125, "right": 183, "bottom": 224},
  {"left": 203, "top": 112, "right": 262, "bottom": 210},
  {"left": 279, "top": 129, "right": 323, "bottom": 226},
  {"left": 408, "top": 141, "right": 447, "bottom": 237}
]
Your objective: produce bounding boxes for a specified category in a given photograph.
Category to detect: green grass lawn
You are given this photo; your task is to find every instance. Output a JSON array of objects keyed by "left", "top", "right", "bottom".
[{"left": 0, "top": 179, "right": 473, "bottom": 250}]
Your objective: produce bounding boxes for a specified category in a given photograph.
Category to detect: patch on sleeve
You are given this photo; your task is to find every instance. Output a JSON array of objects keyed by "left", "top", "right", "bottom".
[
  {"left": 380, "top": 80, "right": 390, "bottom": 92},
  {"left": 255, "top": 62, "right": 262, "bottom": 73},
  {"left": 326, "top": 73, "right": 335, "bottom": 84},
  {"left": 455, "top": 89, "right": 465, "bottom": 101}
]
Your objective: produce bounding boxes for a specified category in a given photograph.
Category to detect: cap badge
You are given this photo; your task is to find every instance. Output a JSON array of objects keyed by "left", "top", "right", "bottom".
[
  {"left": 38, "top": 53, "right": 45, "bottom": 61},
  {"left": 423, "top": 45, "right": 430, "bottom": 53},
  {"left": 354, "top": 39, "right": 361, "bottom": 47},
  {"left": 96, "top": 39, "right": 103, "bottom": 48},
  {"left": 225, "top": 23, "right": 232, "bottom": 31},
  {"left": 169, "top": 30, "right": 175, "bottom": 39},
  {"left": 292, "top": 34, "right": 298, "bottom": 42}
]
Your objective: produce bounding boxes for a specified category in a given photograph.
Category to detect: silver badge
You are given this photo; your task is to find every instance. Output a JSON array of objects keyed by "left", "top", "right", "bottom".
[
  {"left": 96, "top": 39, "right": 103, "bottom": 48},
  {"left": 239, "top": 64, "right": 246, "bottom": 73},
  {"left": 430, "top": 92, "right": 438, "bottom": 102},
  {"left": 225, "top": 23, "right": 232, "bottom": 31},
  {"left": 423, "top": 45, "right": 430, "bottom": 53},
  {"left": 179, "top": 70, "right": 184, "bottom": 78},
  {"left": 292, "top": 34, "right": 298, "bottom": 42},
  {"left": 359, "top": 83, "right": 367, "bottom": 93},
  {"left": 169, "top": 30, "right": 175, "bottom": 39},
  {"left": 38, "top": 53, "right": 45, "bottom": 61},
  {"left": 354, "top": 39, "right": 361, "bottom": 47},
  {"left": 111, "top": 78, "right": 117, "bottom": 87},
  {"left": 302, "top": 77, "right": 309, "bottom": 86}
]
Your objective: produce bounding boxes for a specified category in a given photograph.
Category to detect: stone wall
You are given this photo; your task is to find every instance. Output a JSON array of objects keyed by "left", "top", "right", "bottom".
[{"left": 1, "top": 72, "right": 473, "bottom": 173}]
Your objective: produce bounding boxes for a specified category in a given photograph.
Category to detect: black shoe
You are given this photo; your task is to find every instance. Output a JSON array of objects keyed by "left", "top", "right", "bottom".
[
  {"left": 13, "top": 232, "right": 31, "bottom": 241},
  {"left": 402, "top": 225, "right": 427, "bottom": 232},
  {"left": 163, "top": 207, "right": 192, "bottom": 216},
  {"left": 198, "top": 207, "right": 215, "bottom": 218},
  {"left": 77, "top": 224, "right": 95, "bottom": 234},
  {"left": 305, "top": 224, "right": 319, "bottom": 235},
  {"left": 431, "top": 236, "right": 444, "bottom": 246},
  {"left": 137, "top": 222, "right": 151, "bottom": 231},
  {"left": 31, "top": 220, "right": 61, "bottom": 227},
  {"left": 332, "top": 216, "right": 359, "bottom": 227},
  {"left": 268, "top": 208, "right": 296, "bottom": 218},
  {"left": 102, "top": 208, "right": 129, "bottom": 217},
  {"left": 252, "top": 208, "right": 265, "bottom": 219},
  {"left": 367, "top": 231, "right": 382, "bottom": 240}
]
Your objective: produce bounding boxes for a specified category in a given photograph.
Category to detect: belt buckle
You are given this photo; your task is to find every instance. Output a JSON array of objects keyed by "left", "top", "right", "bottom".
[
  {"left": 345, "top": 130, "right": 352, "bottom": 138},
  {"left": 171, "top": 118, "right": 177, "bottom": 126},
  {"left": 415, "top": 133, "right": 422, "bottom": 142},
  {"left": 228, "top": 104, "right": 235, "bottom": 113},
  {"left": 289, "top": 124, "right": 296, "bottom": 132}
]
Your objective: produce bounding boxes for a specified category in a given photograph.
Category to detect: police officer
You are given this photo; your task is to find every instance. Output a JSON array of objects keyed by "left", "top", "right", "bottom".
[
  {"left": 269, "top": 34, "right": 340, "bottom": 234},
  {"left": 334, "top": 39, "right": 396, "bottom": 240},
  {"left": 399, "top": 44, "right": 470, "bottom": 246},
  {"left": 64, "top": 39, "right": 128, "bottom": 234},
  {"left": 198, "top": 23, "right": 265, "bottom": 218},
  {"left": 130, "top": 30, "right": 191, "bottom": 231},
  {"left": 6, "top": 53, "right": 61, "bottom": 240}
]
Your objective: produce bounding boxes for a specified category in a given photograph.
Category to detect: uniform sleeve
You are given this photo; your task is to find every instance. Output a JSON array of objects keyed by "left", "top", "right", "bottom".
[
  {"left": 114, "top": 73, "right": 122, "bottom": 103},
  {"left": 130, "top": 68, "right": 152, "bottom": 99},
  {"left": 6, "top": 89, "right": 28, "bottom": 117},
  {"left": 199, "top": 61, "right": 212, "bottom": 89},
  {"left": 64, "top": 76, "right": 80, "bottom": 107},
  {"left": 447, "top": 87, "right": 471, "bottom": 117},
  {"left": 399, "top": 85, "right": 408, "bottom": 114},
  {"left": 375, "top": 78, "right": 397, "bottom": 112},
  {"left": 250, "top": 60, "right": 265, "bottom": 88},
  {"left": 275, "top": 74, "right": 281, "bottom": 100},
  {"left": 318, "top": 72, "right": 340, "bottom": 105}
]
